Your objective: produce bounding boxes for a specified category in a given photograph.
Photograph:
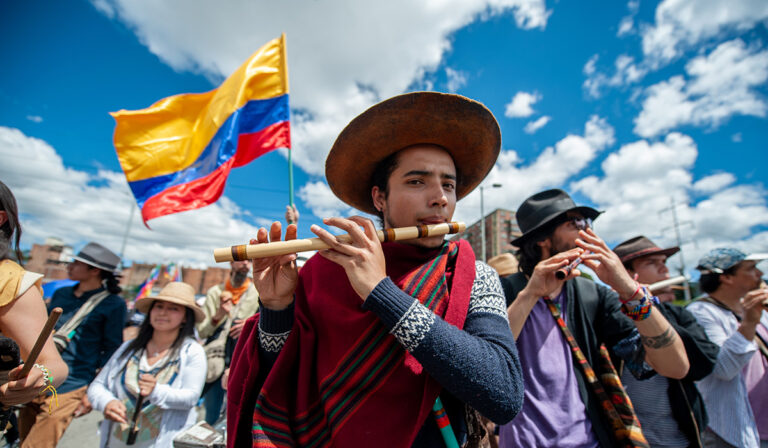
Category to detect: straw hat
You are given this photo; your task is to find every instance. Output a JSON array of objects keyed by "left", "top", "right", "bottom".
[
  {"left": 487, "top": 253, "right": 519, "bottom": 277},
  {"left": 325, "top": 91, "right": 501, "bottom": 215},
  {"left": 135, "top": 281, "right": 205, "bottom": 323}
]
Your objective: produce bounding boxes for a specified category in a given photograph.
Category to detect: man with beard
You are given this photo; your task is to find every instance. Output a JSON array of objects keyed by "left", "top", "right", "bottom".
[
  {"left": 613, "top": 236, "right": 718, "bottom": 448},
  {"left": 197, "top": 258, "right": 259, "bottom": 424},
  {"left": 226, "top": 92, "right": 523, "bottom": 447},
  {"left": 499, "top": 189, "right": 689, "bottom": 448},
  {"left": 687, "top": 249, "right": 768, "bottom": 448}
]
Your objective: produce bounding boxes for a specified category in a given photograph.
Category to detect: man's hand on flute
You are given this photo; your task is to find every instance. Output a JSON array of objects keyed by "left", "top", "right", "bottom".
[
  {"left": 311, "top": 217, "right": 386, "bottom": 302},
  {"left": 251, "top": 221, "right": 299, "bottom": 311}
]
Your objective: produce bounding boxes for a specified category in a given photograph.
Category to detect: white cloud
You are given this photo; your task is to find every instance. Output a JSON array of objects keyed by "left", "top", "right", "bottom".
[
  {"left": 523, "top": 115, "right": 551, "bottom": 133},
  {"left": 584, "top": 54, "right": 647, "bottom": 98},
  {"left": 617, "top": 16, "right": 634, "bottom": 37},
  {"left": 731, "top": 132, "right": 743, "bottom": 143},
  {"left": 445, "top": 67, "right": 468, "bottom": 93},
  {"left": 693, "top": 173, "right": 736, "bottom": 193},
  {"left": 452, "top": 115, "right": 614, "bottom": 225},
  {"left": 634, "top": 39, "right": 768, "bottom": 137},
  {"left": 91, "top": 0, "right": 550, "bottom": 176},
  {"left": 25, "top": 115, "right": 43, "bottom": 123},
  {"left": 641, "top": 0, "right": 768, "bottom": 66},
  {"left": 570, "top": 132, "right": 768, "bottom": 274},
  {"left": 505, "top": 91, "right": 541, "bottom": 118},
  {"left": 296, "top": 181, "right": 353, "bottom": 219},
  {"left": 0, "top": 126, "right": 266, "bottom": 266}
]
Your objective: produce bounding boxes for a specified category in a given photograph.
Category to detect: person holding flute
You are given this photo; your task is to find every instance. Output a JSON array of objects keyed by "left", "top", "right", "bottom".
[
  {"left": 613, "top": 236, "right": 718, "bottom": 448},
  {"left": 226, "top": 92, "right": 524, "bottom": 447},
  {"left": 499, "top": 189, "right": 690, "bottom": 448},
  {"left": 88, "top": 282, "right": 206, "bottom": 448},
  {"left": 0, "top": 181, "right": 68, "bottom": 446},
  {"left": 686, "top": 248, "right": 768, "bottom": 448}
]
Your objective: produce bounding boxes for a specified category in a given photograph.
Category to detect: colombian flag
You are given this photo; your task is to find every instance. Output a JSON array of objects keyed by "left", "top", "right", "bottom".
[{"left": 112, "top": 35, "right": 290, "bottom": 223}]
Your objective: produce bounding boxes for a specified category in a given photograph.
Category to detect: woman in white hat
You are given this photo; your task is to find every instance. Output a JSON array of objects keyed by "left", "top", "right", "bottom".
[{"left": 87, "top": 282, "right": 207, "bottom": 448}]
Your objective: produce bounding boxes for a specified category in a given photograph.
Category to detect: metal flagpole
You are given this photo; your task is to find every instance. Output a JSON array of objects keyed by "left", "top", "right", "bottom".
[{"left": 119, "top": 202, "right": 136, "bottom": 266}]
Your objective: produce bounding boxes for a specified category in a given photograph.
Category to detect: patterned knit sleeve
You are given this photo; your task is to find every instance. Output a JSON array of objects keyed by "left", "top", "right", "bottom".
[
  {"left": 363, "top": 261, "right": 523, "bottom": 424},
  {"left": 257, "top": 303, "right": 294, "bottom": 362}
]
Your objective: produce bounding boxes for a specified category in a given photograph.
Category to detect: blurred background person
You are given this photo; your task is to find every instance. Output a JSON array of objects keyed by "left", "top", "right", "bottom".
[
  {"left": 614, "top": 236, "right": 719, "bottom": 448},
  {"left": 88, "top": 281, "right": 206, "bottom": 448},
  {"left": 20, "top": 241, "right": 126, "bottom": 447},
  {"left": 0, "top": 181, "right": 69, "bottom": 445}
]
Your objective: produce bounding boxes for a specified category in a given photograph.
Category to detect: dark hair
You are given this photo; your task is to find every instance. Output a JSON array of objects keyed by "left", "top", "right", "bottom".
[
  {"left": 120, "top": 301, "right": 196, "bottom": 361},
  {"left": 0, "top": 181, "right": 23, "bottom": 264},
  {"left": 100, "top": 271, "right": 122, "bottom": 294},
  {"left": 516, "top": 215, "right": 568, "bottom": 277},
  {"left": 370, "top": 152, "right": 401, "bottom": 227},
  {"left": 699, "top": 264, "right": 739, "bottom": 294}
]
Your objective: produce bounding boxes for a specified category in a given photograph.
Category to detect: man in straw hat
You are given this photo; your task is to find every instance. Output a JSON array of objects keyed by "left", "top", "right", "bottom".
[
  {"left": 613, "top": 236, "right": 718, "bottom": 448},
  {"left": 686, "top": 248, "right": 768, "bottom": 448},
  {"left": 227, "top": 92, "right": 524, "bottom": 447},
  {"left": 498, "top": 189, "right": 690, "bottom": 448},
  {"left": 20, "top": 242, "right": 127, "bottom": 448}
]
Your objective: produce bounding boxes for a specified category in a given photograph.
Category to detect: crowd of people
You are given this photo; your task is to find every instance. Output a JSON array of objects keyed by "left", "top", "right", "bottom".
[{"left": 0, "top": 91, "right": 765, "bottom": 448}]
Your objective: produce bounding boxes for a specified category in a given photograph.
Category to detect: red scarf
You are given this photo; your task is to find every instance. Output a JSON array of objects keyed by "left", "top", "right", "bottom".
[{"left": 227, "top": 240, "right": 476, "bottom": 448}]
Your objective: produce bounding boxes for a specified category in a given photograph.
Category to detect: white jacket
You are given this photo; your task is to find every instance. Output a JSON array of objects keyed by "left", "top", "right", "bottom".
[{"left": 87, "top": 337, "right": 207, "bottom": 448}]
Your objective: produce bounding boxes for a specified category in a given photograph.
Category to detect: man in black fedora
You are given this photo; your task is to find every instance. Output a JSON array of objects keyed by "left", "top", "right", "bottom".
[
  {"left": 498, "top": 189, "right": 690, "bottom": 448},
  {"left": 614, "top": 236, "right": 718, "bottom": 448},
  {"left": 20, "top": 242, "right": 127, "bottom": 447}
]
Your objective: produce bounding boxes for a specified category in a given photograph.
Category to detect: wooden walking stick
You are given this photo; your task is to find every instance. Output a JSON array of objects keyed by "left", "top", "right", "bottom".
[{"left": 18, "top": 307, "right": 62, "bottom": 377}]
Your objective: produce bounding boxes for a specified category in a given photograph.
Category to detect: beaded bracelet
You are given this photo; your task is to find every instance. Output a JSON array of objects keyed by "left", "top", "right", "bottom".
[
  {"left": 621, "top": 287, "right": 659, "bottom": 321},
  {"left": 34, "top": 363, "right": 59, "bottom": 413}
]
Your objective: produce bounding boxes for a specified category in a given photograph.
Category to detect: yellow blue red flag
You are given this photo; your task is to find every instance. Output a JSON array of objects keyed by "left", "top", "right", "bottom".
[{"left": 112, "top": 35, "right": 290, "bottom": 223}]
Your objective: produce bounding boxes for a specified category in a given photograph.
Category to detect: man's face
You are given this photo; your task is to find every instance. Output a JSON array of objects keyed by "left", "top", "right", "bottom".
[
  {"left": 630, "top": 254, "right": 673, "bottom": 302},
  {"left": 723, "top": 260, "right": 764, "bottom": 295},
  {"left": 543, "top": 212, "right": 589, "bottom": 257},
  {"left": 230, "top": 260, "right": 252, "bottom": 274},
  {"left": 67, "top": 260, "right": 99, "bottom": 282},
  {"left": 371, "top": 145, "right": 457, "bottom": 249}
]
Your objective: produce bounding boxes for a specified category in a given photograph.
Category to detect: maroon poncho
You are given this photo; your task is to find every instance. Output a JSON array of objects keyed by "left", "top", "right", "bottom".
[{"left": 227, "top": 240, "right": 476, "bottom": 447}]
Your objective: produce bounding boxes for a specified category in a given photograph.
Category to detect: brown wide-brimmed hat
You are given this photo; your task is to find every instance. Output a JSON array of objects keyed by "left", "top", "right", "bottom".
[
  {"left": 135, "top": 281, "right": 205, "bottom": 323},
  {"left": 613, "top": 236, "right": 680, "bottom": 264},
  {"left": 325, "top": 91, "right": 501, "bottom": 215},
  {"left": 487, "top": 253, "right": 519, "bottom": 277},
  {"left": 512, "top": 189, "right": 601, "bottom": 247}
]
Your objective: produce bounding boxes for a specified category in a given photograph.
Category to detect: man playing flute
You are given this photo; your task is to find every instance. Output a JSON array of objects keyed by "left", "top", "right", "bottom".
[
  {"left": 227, "top": 92, "right": 524, "bottom": 447},
  {"left": 613, "top": 236, "right": 718, "bottom": 448},
  {"left": 499, "top": 189, "right": 690, "bottom": 448}
]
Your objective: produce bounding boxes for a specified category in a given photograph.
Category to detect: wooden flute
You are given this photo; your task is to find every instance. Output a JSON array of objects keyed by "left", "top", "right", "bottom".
[
  {"left": 214, "top": 222, "right": 466, "bottom": 262},
  {"left": 648, "top": 275, "right": 687, "bottom": 293}
]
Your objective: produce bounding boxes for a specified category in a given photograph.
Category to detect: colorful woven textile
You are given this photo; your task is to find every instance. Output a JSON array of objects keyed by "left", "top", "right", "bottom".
[{"left": 543, "top": 296, "right": 650, "bottom": 448}]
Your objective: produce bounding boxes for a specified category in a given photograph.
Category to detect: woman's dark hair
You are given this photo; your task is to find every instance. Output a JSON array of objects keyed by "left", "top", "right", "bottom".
[
  {"left": 100, "top": 271, "right": 122, "bottom": 295},
  {"left": 0, "top": 181, "right": 23, "bottom": 264},
  {"left": 516, "top": 214, "right": 568, "bottom": 277},
  {"left": 120, "top": 300, "right": 196, "bottom": 361}
]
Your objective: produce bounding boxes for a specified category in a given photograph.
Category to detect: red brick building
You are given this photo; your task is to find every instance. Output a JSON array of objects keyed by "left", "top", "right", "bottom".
[{"left": 451, "top": 208, "right": 522, "bottom": 261}]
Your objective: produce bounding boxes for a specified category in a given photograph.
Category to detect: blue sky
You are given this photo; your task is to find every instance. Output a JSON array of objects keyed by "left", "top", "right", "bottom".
[{"left": 1, "top": 0, "right": 767, "bottom": 271}]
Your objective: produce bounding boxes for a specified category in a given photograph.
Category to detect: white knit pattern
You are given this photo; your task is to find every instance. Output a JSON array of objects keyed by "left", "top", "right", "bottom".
[
  {"left": 468, "top": 261, "right": 509, "bottom": 321},
  {"left": 391, "top": 300, "right": 435, "bottom": 352},
  {"left": 259, "top": 329, "right": 291, "bottom": 353}
]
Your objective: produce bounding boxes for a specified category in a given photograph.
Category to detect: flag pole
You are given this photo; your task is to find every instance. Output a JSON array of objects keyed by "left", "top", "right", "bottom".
[
  {"left": 119, "top": 201, "right": 136, "bottom": 266},
  {"left": 281, "top": 32, "right": 294, "bottom": 207}
]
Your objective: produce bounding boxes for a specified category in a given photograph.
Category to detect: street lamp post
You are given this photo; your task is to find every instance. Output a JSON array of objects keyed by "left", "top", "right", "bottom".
[{"left": 480, "top": 183, "right": 503, "bottom": 262}]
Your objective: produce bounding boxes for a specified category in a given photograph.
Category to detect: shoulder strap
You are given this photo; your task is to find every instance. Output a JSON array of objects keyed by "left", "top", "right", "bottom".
[{"left": 56, "top": 290, "right": 111, "bottom": 339}]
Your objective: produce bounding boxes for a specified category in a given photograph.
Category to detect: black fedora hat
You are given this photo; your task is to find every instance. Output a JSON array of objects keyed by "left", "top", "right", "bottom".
[
  {"left": 511, "top": 189, "right": 601, "bottom": 246},
  {"left": 613, "top": 236, "right": 679, "bottom": 264}
]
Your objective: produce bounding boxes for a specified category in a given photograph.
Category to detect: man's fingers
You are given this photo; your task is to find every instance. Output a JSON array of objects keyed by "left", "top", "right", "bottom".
[
  {"left": 285, "top": 223, "right": 298, "bottom": 241},
  {"left": 311, "top": 224, "right": 357, "bottom": 256},
  {"left": 324, "top": 217, "right": 369, "bottom": 247},
  {"left": 269, "top": 221, "right": 283, "bottom": 242},
  {"left": 347, "top": 216, "right": 378, "bottom": 241}
]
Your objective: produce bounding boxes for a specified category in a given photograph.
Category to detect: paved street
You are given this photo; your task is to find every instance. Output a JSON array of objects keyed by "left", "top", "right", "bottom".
[{"left": 57, "top": 411, "right": 100, "bottom": 448}]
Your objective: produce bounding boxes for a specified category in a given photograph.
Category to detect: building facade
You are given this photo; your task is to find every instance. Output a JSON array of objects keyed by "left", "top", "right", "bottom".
[{"left": 451, "top": 208, "right": 522, "bottom": 262}]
